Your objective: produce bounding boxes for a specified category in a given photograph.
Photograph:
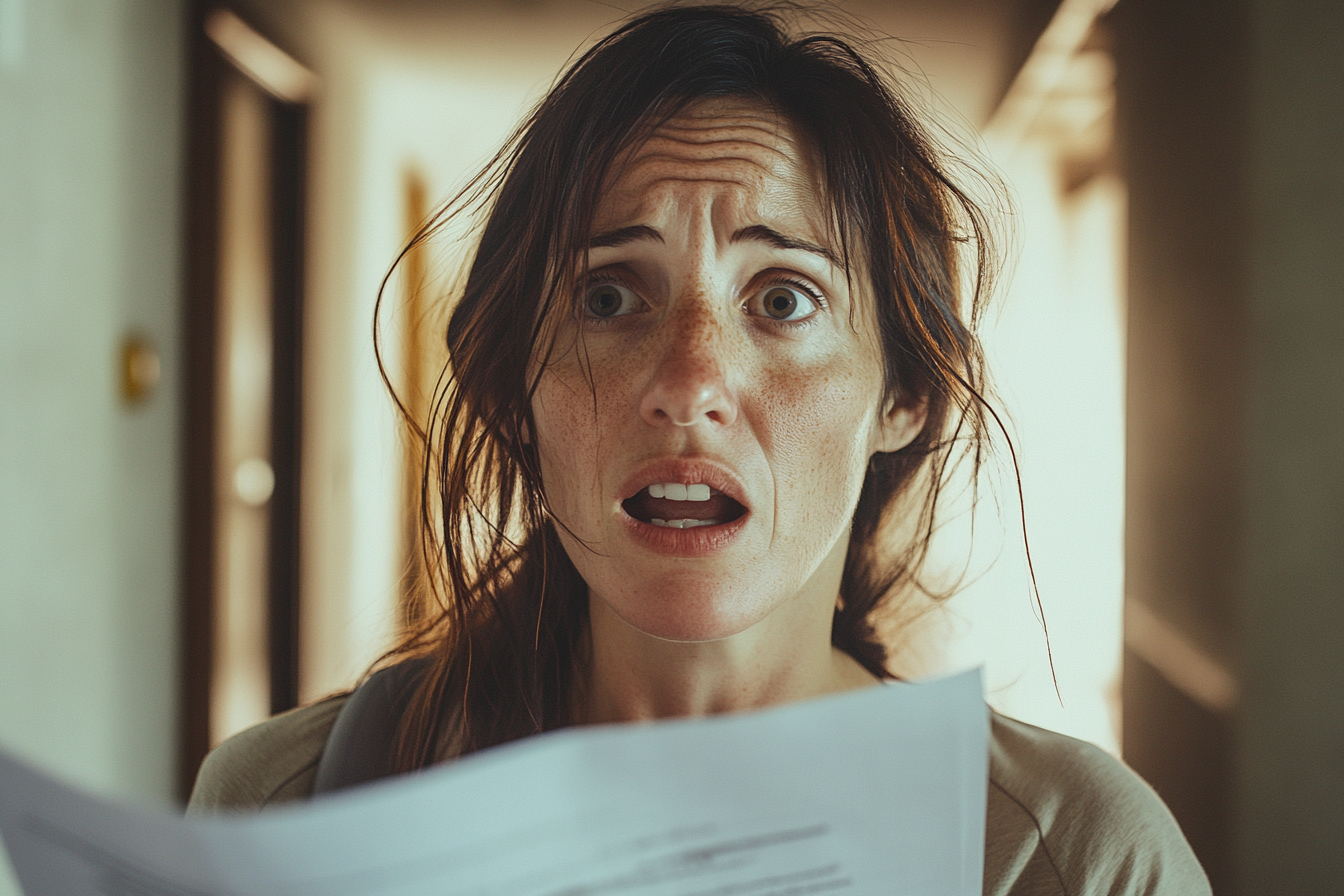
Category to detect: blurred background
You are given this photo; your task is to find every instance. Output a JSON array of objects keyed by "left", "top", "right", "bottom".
[{"left": 0, "top": 0, "right": 1339, "bottom": 894}]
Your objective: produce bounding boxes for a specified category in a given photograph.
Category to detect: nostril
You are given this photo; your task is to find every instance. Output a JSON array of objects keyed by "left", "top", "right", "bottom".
[{"left": 645, "top": 379, "right": 737, "bottom": 428}]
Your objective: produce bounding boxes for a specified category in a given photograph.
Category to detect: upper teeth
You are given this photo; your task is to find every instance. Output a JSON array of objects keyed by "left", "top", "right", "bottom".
[{"left": 647, "top": 483, "right": 712, "bottom": 501}]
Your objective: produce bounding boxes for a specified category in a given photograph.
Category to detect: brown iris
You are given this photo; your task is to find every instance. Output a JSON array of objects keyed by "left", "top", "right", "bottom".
[
  {"left": 588, "top": 284, "right": 624, "bottom": 317},
  {"left": 763, "top": 286, "right": 798, "bottom": 319}
]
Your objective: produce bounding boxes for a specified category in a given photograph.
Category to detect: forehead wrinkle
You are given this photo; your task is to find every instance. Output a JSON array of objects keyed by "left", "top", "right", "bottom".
[
  {"left": 616, "top": 142, "right": 798, "bottom": 199},
  {"left": 596, "top": 102, "right": 825, "bottom": 245},
  {"left": 626, "top": 153, "right": 779, "bottom": 180},
  {"left": 658, "top": 105, "right": 788, "bottom": 129},
  {"left": 651, "top": 121, "right": 793, "bottom": 146},
  {"left": 602, "top": 174, "right": 773, "bottom": 238},
  {"left": 630, "top": 114, "right": 798, "bottom": 165},
  {"left": 602, "top": 156, "right": 784, "bottom": 223},
  {"left": 633, "top": 136, "right": 789, "bottom": 167}
]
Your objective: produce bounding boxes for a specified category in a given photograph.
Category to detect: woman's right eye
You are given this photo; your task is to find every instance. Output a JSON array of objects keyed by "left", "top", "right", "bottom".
[{"left": 584, "top": 282, "right": 643, "bottom": 319}]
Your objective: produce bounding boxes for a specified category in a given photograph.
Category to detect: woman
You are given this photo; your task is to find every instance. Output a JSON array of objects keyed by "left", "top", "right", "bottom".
[{"left": 191, "top": 5, "right": 1210, "bottom": 894}]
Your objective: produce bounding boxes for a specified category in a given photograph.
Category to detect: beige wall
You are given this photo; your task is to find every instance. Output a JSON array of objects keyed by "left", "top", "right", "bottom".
[{"left": 0, "top": 0, "right": 183, "bottom": 890}]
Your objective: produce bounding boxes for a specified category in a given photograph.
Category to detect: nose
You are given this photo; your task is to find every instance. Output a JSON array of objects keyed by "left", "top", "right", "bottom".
[{"left": 639, "top": 303, "right": 739, "bottom": 430}]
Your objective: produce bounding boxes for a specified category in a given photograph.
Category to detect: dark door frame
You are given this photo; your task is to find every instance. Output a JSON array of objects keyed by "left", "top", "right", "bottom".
[{"left": 178, "top": 2, "right": 307, "bottom": 802}]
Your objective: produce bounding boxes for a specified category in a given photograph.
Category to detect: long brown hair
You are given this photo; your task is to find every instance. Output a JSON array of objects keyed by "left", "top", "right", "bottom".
[{"left": 375, "top": 2, "right": 1007, "bottom": 772}]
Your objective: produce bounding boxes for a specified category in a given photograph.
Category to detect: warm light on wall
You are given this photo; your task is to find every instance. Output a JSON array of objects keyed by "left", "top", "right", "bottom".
[
  {"left": 205, "top": 9, "right": 316, "bottom": 104},
  {"left": 928, "top": 0, "right": 1128, "bottom": 753},
  {"left": 211, "top": 70, "right": 275, "bottom": 746}
]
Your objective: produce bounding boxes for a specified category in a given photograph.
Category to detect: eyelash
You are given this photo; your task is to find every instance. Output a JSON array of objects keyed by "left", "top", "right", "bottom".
[{"left": 578, "top": 271, "right": 829, "bottom": 328}]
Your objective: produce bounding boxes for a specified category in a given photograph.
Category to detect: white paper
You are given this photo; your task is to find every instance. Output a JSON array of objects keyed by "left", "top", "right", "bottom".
[{"left": 0, "top": 670, "right": 987, "bottom": 896}]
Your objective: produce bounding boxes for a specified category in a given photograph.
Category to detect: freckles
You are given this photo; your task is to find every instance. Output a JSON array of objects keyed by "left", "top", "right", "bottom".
[
  {"left": 533, "top": 359, "right": 608, "bottom": 534},
  {"left": 753, "top": 355, "right": 877, "bottom": 530},
  {"left": 535, "top": 367, "right": 590, "bottom": 449},
  {"left": 533, "top": 339, "right": 646, "bottom": 507},
  {"left": 756, "top": 359, "right": 869, "bottom": 450}
]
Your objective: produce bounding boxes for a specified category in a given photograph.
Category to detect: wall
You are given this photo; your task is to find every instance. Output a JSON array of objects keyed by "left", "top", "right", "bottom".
[
  {"left": 0, "top": 0, "right": 183, "bottom": 888},
  {"left": 1118, "top": 0, "right": 1344, "bottom": 892},
  {"left": 1239, "top": 1, "right": 1344, "bottom": 890},
  {"left": 1116, "top": 1, "right": 1247, "bottom": 887}
]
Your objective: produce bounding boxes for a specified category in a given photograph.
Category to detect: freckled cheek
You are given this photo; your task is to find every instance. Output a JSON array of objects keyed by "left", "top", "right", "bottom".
[
  {"left": 531, "top": 367, "right": 600, "bottom": 525},
  {"left": 753, "top": 358, "right": 880, "bottom": 528},
  {"left": 530, "top": 352, "right": 648, "bottom": 522}
]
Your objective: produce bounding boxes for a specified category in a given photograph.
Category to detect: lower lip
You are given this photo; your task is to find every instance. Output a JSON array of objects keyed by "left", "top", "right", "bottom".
[{"left": 618, "top": 510, "right": 749, "bottom": 557}]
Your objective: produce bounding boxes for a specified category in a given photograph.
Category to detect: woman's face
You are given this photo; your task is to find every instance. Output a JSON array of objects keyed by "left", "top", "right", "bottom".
[{"left": 531, "top": 99, "right": 923, "bottom": 642}]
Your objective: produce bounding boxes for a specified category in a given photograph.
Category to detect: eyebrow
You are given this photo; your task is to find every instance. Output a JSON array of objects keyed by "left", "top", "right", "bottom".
[
  {"left": 588, "top": 223, "right": 838, "bottom": 266},
  {"left": 588, "top": 225, "right": 663, "bottom": 249},
  {"left": 731, "top": 225, "right": 838, "bottom": 266}
]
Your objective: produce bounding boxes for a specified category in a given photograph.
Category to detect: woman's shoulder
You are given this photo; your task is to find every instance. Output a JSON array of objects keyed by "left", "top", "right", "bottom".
[
  {"left": 984, "top": 711, "right": 1211, "bottom": 896},
  {"left": 186, "top": 695, "right": 348, "bottom": 814}
]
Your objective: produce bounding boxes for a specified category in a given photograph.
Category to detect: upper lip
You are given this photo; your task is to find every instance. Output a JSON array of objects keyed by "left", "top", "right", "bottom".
[{"left": 618, "top": 456, "right": 750, "bottom": 510}]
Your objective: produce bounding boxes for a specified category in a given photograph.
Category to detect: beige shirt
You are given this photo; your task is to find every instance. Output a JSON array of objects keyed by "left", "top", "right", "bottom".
[{"left": 189, "top": 700, "right": 1211, "bottom": 896}]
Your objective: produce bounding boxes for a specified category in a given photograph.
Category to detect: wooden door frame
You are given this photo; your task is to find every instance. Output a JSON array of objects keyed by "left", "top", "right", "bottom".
[{"left": 177, "top": 2, "right": 308, "bottom": 802}]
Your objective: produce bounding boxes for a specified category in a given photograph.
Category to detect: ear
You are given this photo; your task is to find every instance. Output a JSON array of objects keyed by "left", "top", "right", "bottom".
[{"left": 869, "top": 392, "right": 928, "bottom": 456}]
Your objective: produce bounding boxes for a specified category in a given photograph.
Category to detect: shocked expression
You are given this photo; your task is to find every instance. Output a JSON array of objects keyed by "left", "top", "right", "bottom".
[{"left": 530, "top": 99, "right": 920, "bottom": 642}]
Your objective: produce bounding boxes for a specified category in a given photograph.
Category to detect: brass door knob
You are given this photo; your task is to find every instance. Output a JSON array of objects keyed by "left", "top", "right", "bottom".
[{"left": 121, "top": 335, "right": 160, "bottom": 404}]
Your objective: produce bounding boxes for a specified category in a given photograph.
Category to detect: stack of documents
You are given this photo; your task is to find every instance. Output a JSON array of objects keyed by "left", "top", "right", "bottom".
[{"left": 0, "top": 670, "right": 987, "bottom": 896}]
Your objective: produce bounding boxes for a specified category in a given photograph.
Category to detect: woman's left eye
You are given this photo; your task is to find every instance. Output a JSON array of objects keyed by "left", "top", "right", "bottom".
[{"left": 748, "top": 283, "right": 821, "bottom": 322}]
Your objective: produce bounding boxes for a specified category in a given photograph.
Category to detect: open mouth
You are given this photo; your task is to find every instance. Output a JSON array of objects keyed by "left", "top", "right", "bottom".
[{"left": 621, "top": 482, "right": 748, "bottom": 529}]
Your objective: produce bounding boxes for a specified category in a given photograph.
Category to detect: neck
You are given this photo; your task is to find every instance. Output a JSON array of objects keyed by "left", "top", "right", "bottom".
[{"left": 573, "top": 586, "right": 880, "bottom": 725}]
